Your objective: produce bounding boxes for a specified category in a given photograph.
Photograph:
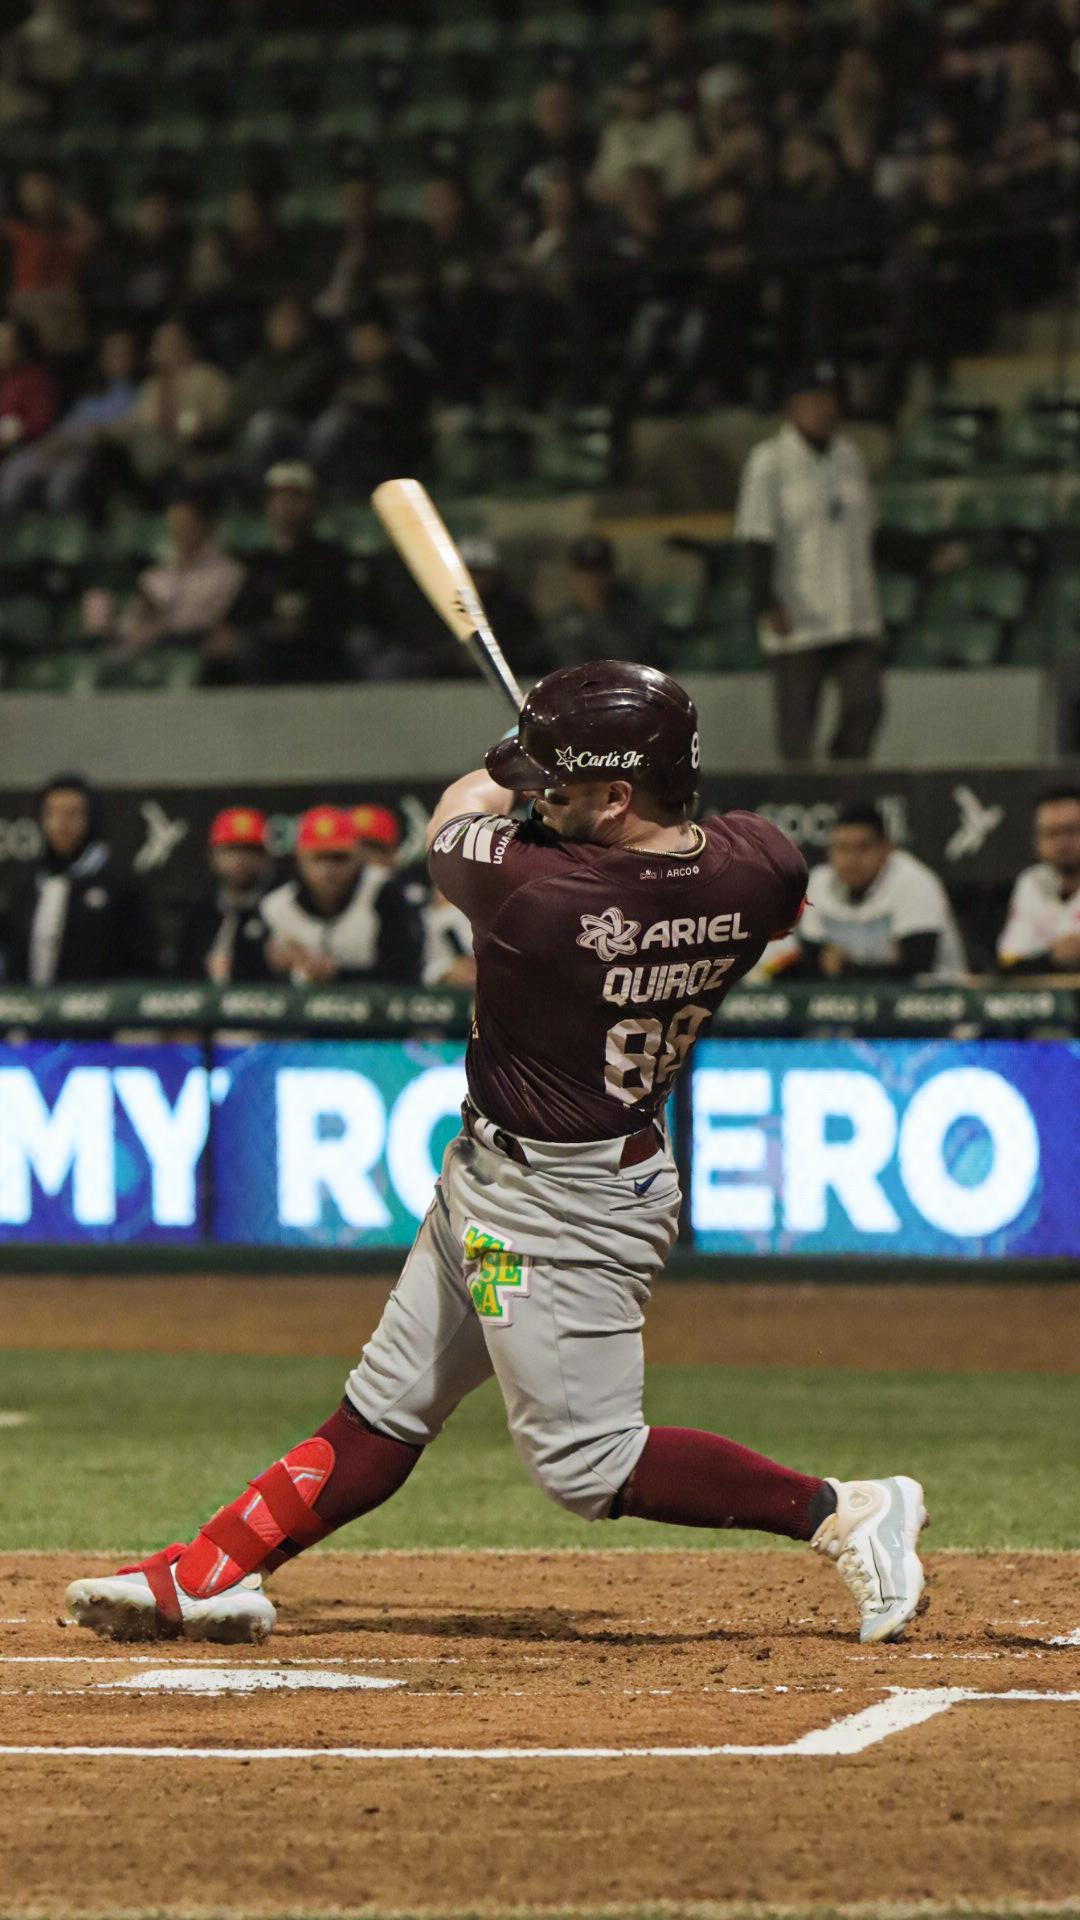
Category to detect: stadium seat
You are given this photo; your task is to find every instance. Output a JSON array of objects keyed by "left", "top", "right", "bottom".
[
  {"left": 928, "top": 563, "right": 1028, "bottom": 623},
  {"left": 39, "top": 515, "right": 92, "bottom": 569},
  {"left": 889, "top": 402, "right": 998, "bottom": 479},
  {"left": 999, "top": 392, "right": 1080, "bottom": 472},
  {"left": 639, "top": 575, "right": 703, "bottom": 632},
  {"left": 877, "top": 570, "right": 921, "bottom": 629},
  {"left": 313, "top": 105, "right": 382, "bottom": 146},
  {"left": 535, "top": 410, "right": 614, "bottom": 491},
  {"left": 897, "top": 613, "right": 1002, "bottom": 668},
  {"left": 8, "top": 649, "right": 98, "bottom": 693},
  {"left": 226, "top": 112, "right": 295, "bottom": 149},
  {"left": 134, "top": 114, "right": 207, "bottom": 154},
  {"left": 96, "top": 647, "right": 200, "bottom": 692},
  {"left": 514, "top": 13, "right": 593, "bottom": 51},
  {"left": 679, "top": 623, "right": 760, "bottom": 672},
  {"left": 953, "top": 483, "right": 1053, "bottom": 541},
  {"left": 251, "top": 31, "right": 324, "bottom": 68},
  {"left": 875, "top": 483, "right": 953, "bottom": 536},
  {"left": 428, "top": 19, "right": 503, "bottom": 56},
  {"left": 0, "top": 594, "right": 54, "bottom": 652}
]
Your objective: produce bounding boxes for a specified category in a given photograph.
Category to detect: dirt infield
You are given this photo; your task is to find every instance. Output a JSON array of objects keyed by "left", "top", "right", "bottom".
[
  {"left": 1, "top": 1549, "right": 1079, "bottom": 1919},
  {"left": 1, "top": 1275, "right": 1078, "bottom": 1371}
]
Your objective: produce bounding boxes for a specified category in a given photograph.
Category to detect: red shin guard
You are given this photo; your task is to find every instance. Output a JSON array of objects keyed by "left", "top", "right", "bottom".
[
  {"left": 621, "top": 1425, "right": 824, "bottom": 1542},
  {"left": 175, "top": 1400, "right": 420, "bottom": 1598}
]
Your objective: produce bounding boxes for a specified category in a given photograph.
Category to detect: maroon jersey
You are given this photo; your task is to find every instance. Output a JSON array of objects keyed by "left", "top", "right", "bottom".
[{"left": 429, "top": 810, "right": 807, "bottom": 1142}]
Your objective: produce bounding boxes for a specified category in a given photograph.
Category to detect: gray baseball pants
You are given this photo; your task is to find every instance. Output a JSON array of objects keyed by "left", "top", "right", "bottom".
[{"left": 346, "top": 1107, "right": 681, "bottom": 1520}]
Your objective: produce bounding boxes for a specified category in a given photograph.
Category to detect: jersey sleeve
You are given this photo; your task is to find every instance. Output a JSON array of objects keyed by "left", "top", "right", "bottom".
[
  {"left": 428, "top": 814, "right": 567, "bottom": 938},
  {"left": 719, "top": 810, "right": 809, "bottom": 935}
]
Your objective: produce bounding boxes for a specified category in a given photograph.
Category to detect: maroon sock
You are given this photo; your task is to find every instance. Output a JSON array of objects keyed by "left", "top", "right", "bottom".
[
  {"left": 620, "top": 1426, "right": 826, "bottom": 1542},
  {"left": 310, "top": 1398, "right": 421, "bottom": 1532}
]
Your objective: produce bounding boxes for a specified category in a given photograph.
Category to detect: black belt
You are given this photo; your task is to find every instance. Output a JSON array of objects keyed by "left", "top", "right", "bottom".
[{"left": 461, "top": 1100, "right": 661, "bottom": 1171}]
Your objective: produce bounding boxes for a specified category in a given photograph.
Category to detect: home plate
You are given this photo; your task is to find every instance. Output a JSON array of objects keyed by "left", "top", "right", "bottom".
[{"left": 99, "top": 1667, "right": 405, "bottom": 1695}]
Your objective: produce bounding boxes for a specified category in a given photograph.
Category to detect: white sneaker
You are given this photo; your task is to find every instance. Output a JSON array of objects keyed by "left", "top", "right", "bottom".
[
  {"left": 65, "top": 1543, "right": 276, "bottom": 1644},
  {"left": 812, "top": 1476, "right": 928, "bottom": 1644}
]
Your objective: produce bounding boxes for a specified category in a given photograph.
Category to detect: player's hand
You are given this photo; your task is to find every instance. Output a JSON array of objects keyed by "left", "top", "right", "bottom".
[
  {"left": 765, "top": 603, "right": 791, "bottom": 637},
  {"left": 819, "top": 943, "right": 847, "bottom": 978},
  {"left": 1050, "top": 931, "right": 1080, "bottom": 969}
]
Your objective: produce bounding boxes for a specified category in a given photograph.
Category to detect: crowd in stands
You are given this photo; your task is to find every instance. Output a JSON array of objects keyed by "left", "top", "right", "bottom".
[
  {"left": 0, "top": 0, "right": 1073, "bottom": 684},
  {"left": 0, "top": 0, "right": 1075, "bottom": 468},
  {"left": 4, "top": 771, "right": 1080, "bottom": 990}
]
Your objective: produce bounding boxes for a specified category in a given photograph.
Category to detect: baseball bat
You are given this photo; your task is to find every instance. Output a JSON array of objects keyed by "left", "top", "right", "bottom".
[{"left": 371, "top": 478, "right": 525, "bottom": 715}]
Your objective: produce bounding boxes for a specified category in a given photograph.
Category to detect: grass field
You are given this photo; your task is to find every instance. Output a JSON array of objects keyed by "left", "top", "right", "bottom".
[{"left": 3, "top": 1348, "right": 1078, "bottom": 1555}]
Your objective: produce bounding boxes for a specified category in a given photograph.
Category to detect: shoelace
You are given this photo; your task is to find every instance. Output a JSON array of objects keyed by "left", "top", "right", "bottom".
[{"left": 835, "top": 1542, "right": 879, "bottom": 1611}]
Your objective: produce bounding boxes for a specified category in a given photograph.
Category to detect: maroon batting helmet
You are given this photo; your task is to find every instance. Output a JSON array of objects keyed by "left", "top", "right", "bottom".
[{"left": 486, "top": 660, "right": 699, "bottom": 806}]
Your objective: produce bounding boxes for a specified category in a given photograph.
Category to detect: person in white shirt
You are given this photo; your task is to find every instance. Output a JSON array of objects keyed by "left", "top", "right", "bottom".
[
  {"left": 735, "top": 361, "right": 885, "bottom": 763},
  {"left": 763, "top": 803, "right": 967, "bottom": 980},
  {"left": 997, "top": 786, "right": 1080, "bottom": 973},
  {"left": 262, "top": 805, "right": 423, "bottom": 986},
  {"left": 589, "top": 62, "right": 697, "bottom": 204}
]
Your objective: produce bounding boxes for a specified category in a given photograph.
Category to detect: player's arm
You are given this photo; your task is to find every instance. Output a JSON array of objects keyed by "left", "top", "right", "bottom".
[{"left": 426, "top": 768, "right": 516, "bottom": 850}]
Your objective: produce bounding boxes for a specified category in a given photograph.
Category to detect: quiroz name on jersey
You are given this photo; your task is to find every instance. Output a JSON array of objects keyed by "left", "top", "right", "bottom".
[{"left": 601, "top": 912, "right": 750, "bottom": 1011}]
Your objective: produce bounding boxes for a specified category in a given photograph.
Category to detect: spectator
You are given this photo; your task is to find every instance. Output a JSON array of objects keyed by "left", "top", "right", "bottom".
[
  {"left": 186, "top": 187, "right": 295, "bottom": 367},
  {"left": 457, "top": 537, "right": 554, "bottom": 679},
  {"left": 765, "top": 803, "right": 967, "bottom": 979},
  {"left": 211, "top": 462, "right": 356, "bottom": 684},
  {"left": 997, "top": 787, "right": 1080, "bottom": 973},
  {"left": 0, "top": 325, "right": 135, "bottom": 512},
  {"left": 678, "top": 185, "right": 755, "bottom": 405},
  {"left": 107, "top": 180, "right": 189, "bottom": 327},
  {"left": 610, "top": 166, "right": 693, "bottom": 411},
  {"left": 762, "top": 0, "right": 837, "bottom": 127},
  {"left": 642, "top": 3, "right": 701, "bottom": 111},
  {"left": 589, "top": 63, "right": 696, "bottom": 205},
  {"left": 843, "top": 0, "right": 931, "bottom": 120},
  {"left": 120, "top": 317, "right": 232, "bottom": 490},
  {"left": 229, "top": 293, "right": 334, "bottom": 478},
  {"left": 262, "top": 804, "right": 423, "bottom": 986},
  {"left": 423, "top": 889, "right": 475, "bottom": 989},
  {"left": 175, "top": 806, "right": 275, "bottom": 983},
  {"left": 499, "top": 75, "right": 596, "bottom": 217},
  {"left": 824, "top": 48, "right": 891, "bottom": 179},
  {"left": 2, "top": 772, "right": 158, "bottom": 984},
  {"left": 875, "top": 148, "right": 996, "bottom": 419},
  {"left": 411, "top": 171, "right": 496, "bottom": 405},
  {"left": 695, "top": 68, "right": 773, "bottom": 196},
  {"left": 0, "top": 326, "right": 134, "bottom": 514},
  {"left": 505, "top": 163, "right": 611, "bottom": 410},
  {"left": 757, "top": 129, "right": 882, "bottom": 368},
  {"left": 306, "top": 306, "right": 433, "bottom": 491},
  {"left": 109, "top": 485, "right": 244, "bottom": 659},
  {"left": 0, "top": 313, "right": 55, "bottom": 464},
  {"left": 313, "top": 161, "right": 416, "bottom": 323},
  {"left": 735, "top": 362, "right": 885, "bottom": 764},
  {"left": 545, "top": 534, "right": 669, "bottom": 668},
  {"left": 2, "top": 164, "right": 93, "bottom": 353}
]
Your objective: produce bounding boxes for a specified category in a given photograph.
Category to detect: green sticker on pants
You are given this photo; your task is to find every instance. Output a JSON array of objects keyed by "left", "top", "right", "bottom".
[{"left": 464, "top": 1223, "right": 531, "bottom": 1325}]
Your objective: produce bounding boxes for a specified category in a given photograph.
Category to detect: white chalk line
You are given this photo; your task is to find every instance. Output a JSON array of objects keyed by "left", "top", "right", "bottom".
[
  {"left": 0, "top": 1689, "right": 1078, "bottom": 1762},
  {"left": 0, "top": 1653, "right": 462, "bottom": 1665}
]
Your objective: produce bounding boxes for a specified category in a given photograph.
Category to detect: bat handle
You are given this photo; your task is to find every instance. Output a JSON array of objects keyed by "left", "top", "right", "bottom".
[{"left": 471, "top": 624, "right": 525, "bottom": 715}]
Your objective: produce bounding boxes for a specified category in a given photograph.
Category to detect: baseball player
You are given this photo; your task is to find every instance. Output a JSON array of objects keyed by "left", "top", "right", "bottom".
[{"left": 66, "top": 663, "right": 927, "bottom": 1648}]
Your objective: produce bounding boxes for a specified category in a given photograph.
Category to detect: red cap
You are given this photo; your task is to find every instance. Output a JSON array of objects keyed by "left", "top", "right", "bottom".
[
  {"left": 350, "top": 803, "right": 400, "bottom": 849},
  {"left": 209, "top": 806, "right": 268, "bottom": 849},
  {"left": 295, "top": 805, "right": 357, "bottom": 853}
]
